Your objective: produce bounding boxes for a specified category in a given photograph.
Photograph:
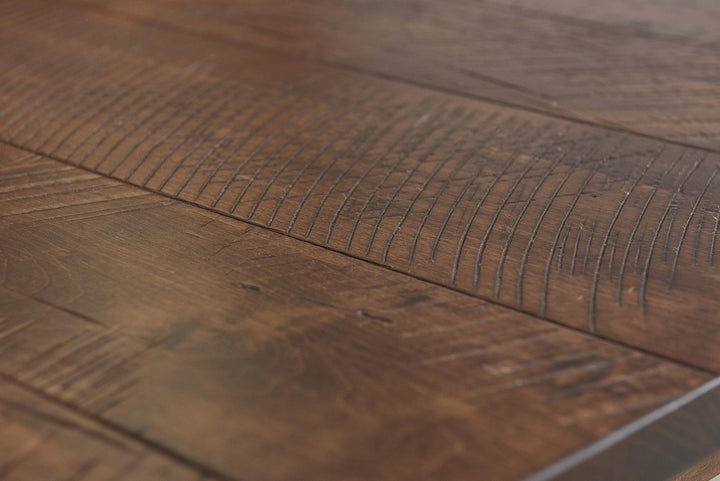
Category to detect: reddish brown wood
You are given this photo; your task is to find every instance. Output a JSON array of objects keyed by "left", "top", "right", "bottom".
[
  {"left": 0, "top": 378, "right": 201, "bottom": 480},
  {"left": 89, "top": 0, "right": 720, "bottom": 150},
  {"left": 2, "top": 1, "right": 720, "bottom": 479},
  {"left": 1, "top": 0, "right": 720, "bottom": 369},
  {"left": 0, "top": 144, "right": 711, "bottom": 480}
]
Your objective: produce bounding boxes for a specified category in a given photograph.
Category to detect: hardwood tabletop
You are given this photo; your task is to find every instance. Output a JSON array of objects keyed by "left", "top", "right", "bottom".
[{"left": 1, "top": 1, "right": 720, "bottom": 480}]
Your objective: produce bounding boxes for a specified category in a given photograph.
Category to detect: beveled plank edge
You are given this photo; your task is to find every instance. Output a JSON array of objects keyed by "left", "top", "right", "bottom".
[
  {"left": 63, "top": 0, "right": 720, "bottom": 157},
  {"left": 0, "top": 352, "right": 237, "bottom": 481},
  {"left": 523, "top": 376, "right": 720, "bottom": 481},
  {"left": 1, "top": 142, "right": 718, "bottom": 481},
  {"left": 0, "top": 372, "right": 205, "bottom": 481},
  {"left": 4, "top": 4, "right": 720, "bottom": 371},
  {"left": 2, "top": 135, "right": 715, "bottom": 379}
]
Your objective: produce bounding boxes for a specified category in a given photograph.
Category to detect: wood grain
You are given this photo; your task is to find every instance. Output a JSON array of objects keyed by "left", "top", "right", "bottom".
[
  {"left": 0, "top": 379, "right": 202, "bottom": 481},
  {"left": 531, "top": 378, "right": 720, "bottom": 481},
  {"left": 69, "top": 0, "right": 720, "bottom": 150},
  {"left": 3, "top": 1, "right": 720, "bottom": 479},
  {"left": 0, "top": 144, "right": 711, "bottom": 480},
  {"left": 1, "top": 0, "right": 720, "bottom": 370}
]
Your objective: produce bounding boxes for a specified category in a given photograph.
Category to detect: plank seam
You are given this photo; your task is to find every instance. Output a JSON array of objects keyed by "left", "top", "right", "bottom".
[{"left": 2, "top": 138, "right": 715, "bottom": 377}]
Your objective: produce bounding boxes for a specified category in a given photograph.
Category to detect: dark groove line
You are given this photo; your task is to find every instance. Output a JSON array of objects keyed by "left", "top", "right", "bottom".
[
  {"left": 378, "top": 109, "right": 478, "bottom": 262},
  {"left": 257, "top": 84, "right": 380, "bottom": 225},
  {"left": 693, "top": 199, "right": 710, "bottom": 265},
  {"left": 516, "top": 137, "right": 605, "bottom": 307},
  {"left": 0, "top": 172, "right": 96, "bottom": 195},
  {"left": 0, "top": 165, "right": 72, "bottom": 182},
  {"left": 0, "top": 63, "right": 38, "bottom": 109},
  {"left": 90, "top": 63, "right": 205, "bottom": 171},
  {"left": 3, "top": 138, "right": 720, "bottom": 380},
  {"left": 449, "top": 120, "right": 537, "bottom": 286},
  {"left": 668, "top": 167, "right": 718, "bottom": 289},
  {"left": 570, "top": 222, "right": 583, "bottom": 276},
  {"left": 633, "top": 233, "right": 645, "bottom": 275},
  {"left": 27, "top": 334, "right": 115, "bottom": 387},
  {"left": 494, "top": 134, "right": 577, "bottom": 300},
  {"left": 31, "top": 340, "right": 121, "bottom": 390},
  {"left": 663, "top": 207, "right": 677, "bottom": 264},
  {"left": 429, "top": 116, "right": 521, "bottom": 263},
  {"left": 582, "top": 220, "right": 596, "bottom": 276},
  {"left": 320, "top": 97, "right": 433, "bottom": 244},
  {"left": 540, "top": 136, "right": 629, "bottom": 316},
  {"left": 293, "top": 91, "right": 400, "bottom": 236},
  {"left": 142, "top": 82, "right": 247, "bottom": 188},
  {"left": 227, "top": 81, "right": 376, "bottom": 220},
  {"left": 55, "top": 64, "right": 170, "bottom": 162},
  {"left": 0, "top": 59, "right": 107, "bottom": 136},
  {"left": 0, "top": 56, "right": 49, "bottom": 108},
  {"left": 344, "top": 101, "right": 450, "bottom": 251},
  {"left": 74, "top": 64, "right": 194, "bottom": 168},
  {"left": 360, "top": 105, "right": 462, "bottom": 256},
  {"left": 0, "top": 58, "right": 95, "bottom": 135},
  {"left": 192, "top": 87, "right": 302, "bottom": 201},
  {"left": 409, "top": 112, "right": 502, "bottom": 264},
  {"left": 0, "top": 192, "right": 153, "bottom": 219},
  {"left": 316, "top": 96, "right": 428, "bottom": 242},
  {"left": 711, "top": 203, "right": 720, "bottom": 266},
  {"left": 615, "top": 146, "right": 675, "bottom": 305},
  {"left": 23, "top": 61, "right": 151, "bottom": 151},
  {"left": 608, "top": 233, "right": 619, "bottom": 281},
  {"left": 226, "top": 107, "right": 331, "bottom": 215},
  {"left": 168, "top": 91, "right": 268, "bottom": 197},
  {"left": 7, "top": 51, "right": 132, "bottom": 145},
  {"left": 472, "top": 125, "right": 566, "bottom": 291},
  {"left": 588, "top": 145, "right": 664, "bottom": 331},
  {"left": 639, "top": 156, "right": 704, "bottom": 312},
  {"left": 17, "top": 332, "right": 109, "bottom": 382},
  {"left": 0, "top": 51, "right": 85, "bottom": 121},
  {"left": 153, "top": 93, "right": 256, "bottom": 191},
  {"left": 123, "top": 79, "right": 237, "bottom": 183},
  {"left": 34, "top": 62, "right": 156, "bottom": 155},
  {"left": 213, "top": 102, "right": 316, "bottom": 209},
  {"left": 557, "top": 227, "right": 571, "bottom": 274},
  {"left": 105, "top": 75, "right": 214, "bottom": 177}
]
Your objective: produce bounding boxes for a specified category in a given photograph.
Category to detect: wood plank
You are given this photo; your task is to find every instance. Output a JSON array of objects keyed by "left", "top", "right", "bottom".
[
  {"left": 0, "top": 143, "right": 711, "bottom": 481},
  {"left": 1, "top": 0, "right": 720, "bottom": 370},
  {"left": 0, "top": 380, "right": 201, "bottom": 480},
  {"left": 528, "top": 378, "right": 720, "bottom": 481},
  {"left": 495, "top": 0, "right": 720, "bottom": 43},
  {"left": 74, "top": 0, "right": 720, "bottom": 150}
]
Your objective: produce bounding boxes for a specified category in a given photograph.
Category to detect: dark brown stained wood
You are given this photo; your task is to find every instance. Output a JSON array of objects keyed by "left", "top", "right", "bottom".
[
  {"left": 74, "top": 0, "right": 720, "bottom": 150},
  {"left": 0, "top": 144, "right": 711, "bottom": 481},
  {"left": 0, "top": 379, "right": 201, "bottom": 480},
  {"left": 1, "top": 0, "right": 720, "bottom": 370},
  {"left": 528, "top": 378, "right": 720, "bottom": 481},
  {"left": 496, "top": 0, "right": 720, "bottom": 42},
  {"left": 671, "top": 452, "right": 720, "bottom": 481}
]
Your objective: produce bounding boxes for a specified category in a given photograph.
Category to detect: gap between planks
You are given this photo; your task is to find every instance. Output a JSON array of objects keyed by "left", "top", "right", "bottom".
[{"left": 2, "top": 137, "right": 716, "bottom": 379}]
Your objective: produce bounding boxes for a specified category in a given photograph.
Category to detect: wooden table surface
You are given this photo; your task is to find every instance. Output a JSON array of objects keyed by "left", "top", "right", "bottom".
[{"left": 2, "top": 1, "right": 720, "bottom": 480}]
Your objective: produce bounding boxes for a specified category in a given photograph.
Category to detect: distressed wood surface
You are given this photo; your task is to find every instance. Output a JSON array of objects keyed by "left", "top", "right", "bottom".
[
  {"left": 1, "top": 0, "right": 720, "bottom": 370},
  {"left": 74, "top": 0, "right": 720, "bottom": 150},
  {"left": 0, "top": 378, "right": 203, "bottom": 481},
  {"left": 0, "top": 144, "right": 709, "bottom": 480},
  {"left": 2, "top": 0, "right": 720, "bottom": 480},
  {"left": 537, "top": 378, "right": 720, "bottom": 481}
]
